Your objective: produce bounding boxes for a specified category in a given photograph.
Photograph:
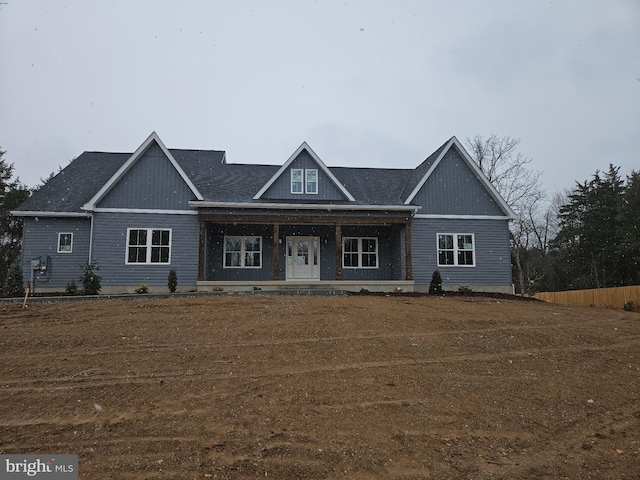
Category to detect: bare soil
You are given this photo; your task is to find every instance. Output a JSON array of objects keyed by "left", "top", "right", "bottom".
[{"left": 1, "top": 294, "right": 639, "bottom": 479}]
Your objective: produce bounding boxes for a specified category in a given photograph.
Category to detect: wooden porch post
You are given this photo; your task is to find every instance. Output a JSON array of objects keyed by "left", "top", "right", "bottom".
[
  {"left": 198, "top": 218, "right": 206, "bottom": 282},
  {"left": 273, "top": 222, "right": 280, "bottom": 281},
  {"left": 405, "top": 221, "right": 413, "bottom": 281},
  {"left": 335, "top": 222, "right": 342, "bottom": 281}
]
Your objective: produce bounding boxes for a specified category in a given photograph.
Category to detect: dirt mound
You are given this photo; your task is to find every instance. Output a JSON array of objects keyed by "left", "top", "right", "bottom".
[{"left": 1, "top": 296, "right": 638, "bottom": 479}]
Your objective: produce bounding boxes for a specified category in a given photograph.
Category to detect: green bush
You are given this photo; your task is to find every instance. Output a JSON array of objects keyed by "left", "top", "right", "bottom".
[
  {"left": 134, "top": 283, "right": 149, "bottom": 294},
  {"left": 80, "top": 262, "right": 101, "bottom": 295},
  {"left": 3, "top": 260, "right": 25, "bottom": 297},
  {"left": 458, "top": 284, "right": 472, "bottom": 294},
  {"left": 168, "top": 269, "right": 178, "bottom": 293},
  {"left": 65, "top": 279, "right": 78, "bottom": 294},
  {"left": 428, "top": 270, "right": 443, "bottom": 294}
]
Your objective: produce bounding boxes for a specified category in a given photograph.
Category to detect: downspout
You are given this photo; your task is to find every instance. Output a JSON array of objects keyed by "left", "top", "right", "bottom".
[{"left": 88, "top": 213, "right": 94, "bottom": 263}]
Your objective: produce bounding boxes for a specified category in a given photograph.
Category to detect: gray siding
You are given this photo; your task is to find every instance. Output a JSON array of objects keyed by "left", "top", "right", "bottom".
[
  {"left": 21, "top": 217, "right": 91, "bottom": 289},
  {"left": 411, "top": 149, "right": 504, "bottom": 216},
  {"left": 411, "top": 218, "right": 512, "bottom": 287},
  {"left": 91, "top": 212, "right": 199, "bottom": 287},
  {"left": 99, "top": 143, "right": 195, "bottom": 210},
  {"left": 261, "top": 150, "right": 347, "bottom": 201}
]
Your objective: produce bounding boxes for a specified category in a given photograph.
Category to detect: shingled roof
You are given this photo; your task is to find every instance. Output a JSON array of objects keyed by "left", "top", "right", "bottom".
[{"left": 13, "top": 136, "right": 474, "bottom": 214}]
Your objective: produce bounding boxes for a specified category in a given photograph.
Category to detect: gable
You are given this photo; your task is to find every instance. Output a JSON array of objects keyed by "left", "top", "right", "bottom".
[
  {"left": 411, "top": 147, "right": 506, "bottom": 216},
  {"left": 98, "top": 143, "right": 196, "bottom": 210},
  {"left": 405, "top": 137, "right": 514, "bottom": 218},
  {"left": 82, "top": 132, "right": 203, "bottom": 212},
  {"left": 253, "top": 142, "right": 355, "bottom": 202}
]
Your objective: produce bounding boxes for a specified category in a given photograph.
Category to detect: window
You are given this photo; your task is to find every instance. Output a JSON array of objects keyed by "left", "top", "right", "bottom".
[
  {"left": 58, "top": 233, "right": 73, "bottom": 253},
  {"left": 291, "top": 168, "right": 318, "bottom": 194},
  {"left": 306, "top": 169, "right": 318, "bottom": 194},
  {"left": 224, "top": 236, "right": 262, "bottom": 268},
  {"left": 291, "top": 169, "right": 303, "bottom": 194},
  {"left": 126, "top": 228, "right": 171, "bottom": 264},
  {"left": 343, "top": 237, "right": 378, "bottom": 268},
  {"left": 437, "top": 234, "right": 475, "bottom": 266}
]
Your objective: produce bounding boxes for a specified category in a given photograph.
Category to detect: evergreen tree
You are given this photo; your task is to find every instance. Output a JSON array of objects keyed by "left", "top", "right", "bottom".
[
  {"left": 552, "top": 165, "right": 632, "bottom": 289},
  {"left": 0, "top": 149, "right": 31, "bottom": 289}
]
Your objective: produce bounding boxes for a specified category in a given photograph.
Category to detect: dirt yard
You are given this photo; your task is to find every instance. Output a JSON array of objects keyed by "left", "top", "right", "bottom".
[{"left": 1, "top": 294, "right": 639, "bottom": 479}]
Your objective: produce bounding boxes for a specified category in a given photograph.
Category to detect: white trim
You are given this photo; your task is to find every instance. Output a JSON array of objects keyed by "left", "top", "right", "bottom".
[
  {"left": 437, "top": 233, "right": 476, "bottom": 267},
  {"left": 342, "top": 237, "right": 379, "bottom": 269},
  {"left": 57, "top": 232, "right": 73, "bottom": 253},
  {"left": 253, "top": 141, "right": 356, "bottom": 201},
  {"left": 415, "top": 214, "right": 510, "bottom": 220},
  {"left": 404, "top": 136, "right": 516, "bottom": 219},
  {"left": 190, "top": 200, "right": 419, "bottom": 213},
  {"left": 10, "top": 210, "right": 91, "bottom": 218},
  {"left": 223, "top": 235, "right": 263, "bottom": 269},
  {"left": 125, "top": 227, "right": 172, "bottom": 265},
  {"left": 82, "top": 131, "right": 204, "bottom": 212},
  {"left": 92, "top": 207, "right": 197, "bottom": 215}
]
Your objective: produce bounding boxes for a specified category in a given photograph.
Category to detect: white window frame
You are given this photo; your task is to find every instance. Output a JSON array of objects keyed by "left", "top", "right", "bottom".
[
  {"left": 57, "top": 233, "right": 73, "bottom": 253},
  {"left": 437, "top": 233, "right": 475, "bottom": 267},
  {"left": 291, "top": 168, "right": 318, "bottom": 194},
  {"left": 305, "top": 169, "right": 318, "bottom": 194},
  {"left": 223, "top": 236, "right": 262, "bottom": 269},
  {"left": 125, "top": 228, "right": 172, "bottom": 265},
  {"left": 342, "top": 237, "right": 378, "bottom": 269}
]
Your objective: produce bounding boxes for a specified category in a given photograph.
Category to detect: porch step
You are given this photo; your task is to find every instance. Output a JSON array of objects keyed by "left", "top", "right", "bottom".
[{"left": 265, "top": 285, "right": 347, "bottom": 296}]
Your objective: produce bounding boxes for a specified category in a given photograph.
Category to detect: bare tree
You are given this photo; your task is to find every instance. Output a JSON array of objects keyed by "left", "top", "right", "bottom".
[{"left": 466, "top": 135, "right": 549, "bottom": 294}]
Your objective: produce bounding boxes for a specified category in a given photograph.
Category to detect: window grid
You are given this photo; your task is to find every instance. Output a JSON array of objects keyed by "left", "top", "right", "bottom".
[
  {"left": 126, "top": 228, "right": 171, "bottom": 264},
  {"left": 437, "top": 233, "right": 475, "bottom": 267},
  {"left": 343, "top": 237, "right": 378, "bottom": 269},
  {"left": 291, "top": 168, "right": 318, "bottom": 194},
  {"left": 224, "top": 236, "right": 262, "bottom": 268}
]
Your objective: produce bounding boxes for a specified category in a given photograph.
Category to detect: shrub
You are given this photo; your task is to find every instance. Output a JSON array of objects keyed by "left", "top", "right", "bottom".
[
  {"left": 80, "top": 262, "right": 101, "bottom": 295},
  {"left": 623, "top": 301, "right": 638, "bottom": 312},
  {"left": 458, "top": 284, "right": 472, "bottom": 294},
  {"left": 65, "top": 279, "right": 78, "bottom": 295},
  {"left": 134, "top": 283, "right": 149, "bottom": 294},
  {"left": 168, "top": 269, "right": 178, "bottom": 293},
  {"left": 428, "top": 270, "right": 443, "bottom": 294},
  {"left": 3, "top": 260, "right": 25, "bottom": 297}
]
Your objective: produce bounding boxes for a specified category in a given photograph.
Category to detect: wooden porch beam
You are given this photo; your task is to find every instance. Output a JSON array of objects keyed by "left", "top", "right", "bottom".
[
  {"left": 198, "top": 218, "right": 206, "bottom": 282},
  {"left": 273, "top": 222, "right": 280, "bottom": 281},
  {"left": 335, "top": 222, "right": 342, "bottom": 281},
  {"left": 198, "top": 214, "right": 411, "bottom": 225},
  {"left": 405, "top": 221, "right": 413, "bottom": 281}
]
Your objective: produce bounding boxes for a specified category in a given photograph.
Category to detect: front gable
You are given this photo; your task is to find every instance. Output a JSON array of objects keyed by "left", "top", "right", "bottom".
[
  {"left": 405, "top": 137, "right": 514, "bottom": 218},
  {"left": 253, "top": 142, "right": 356, "bottom": 202},
  {"left": 83, "top": 132, "right": 203, "bottom": 212}
]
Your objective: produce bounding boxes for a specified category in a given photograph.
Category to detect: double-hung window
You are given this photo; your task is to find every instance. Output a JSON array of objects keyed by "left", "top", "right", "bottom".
[
  {"left": 343, "top": 237, "right": 378, "bottom": 268},
  {"left": 58, "top": 233, "right": 73, "bottom": 253},
  {"left": 437, "top": 233, "right": 475, "bottom": 266},
  {"left": 126, "top": 228, "right": 171, "bottom": 264},
  {"left": 224, "top": 236, "right": 262, "bottom": 268},
  {"left": 291, "top": 168, "right": 318, "bottom": 194}
]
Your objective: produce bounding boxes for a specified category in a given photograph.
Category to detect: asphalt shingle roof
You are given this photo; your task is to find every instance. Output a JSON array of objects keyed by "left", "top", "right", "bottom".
[{"left": 14, "top": 143, "right": 447, "bottom": 214}]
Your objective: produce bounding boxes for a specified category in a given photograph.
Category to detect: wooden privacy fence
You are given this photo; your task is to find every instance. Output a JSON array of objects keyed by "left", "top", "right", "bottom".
[{"left": 535, "top": 285, "right": 640, "bottom": 310}]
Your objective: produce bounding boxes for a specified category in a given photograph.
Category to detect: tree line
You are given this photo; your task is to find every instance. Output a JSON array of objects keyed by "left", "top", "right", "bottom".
[
  {"left": 467, "top": 135, "right": 639, "bottom": 294},
  {"left": 0, "top": 139, "right": 638, "bottom": 295}
]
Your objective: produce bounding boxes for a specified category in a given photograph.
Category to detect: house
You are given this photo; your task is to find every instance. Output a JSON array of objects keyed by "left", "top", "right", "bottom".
[{"left": 12, "top": 132, "right": 515, "bottom": 294}]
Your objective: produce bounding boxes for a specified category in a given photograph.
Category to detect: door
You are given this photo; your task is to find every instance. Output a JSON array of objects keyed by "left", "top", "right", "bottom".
[{"left": 286, "top": 236, "right": 320, "bottom": 280}]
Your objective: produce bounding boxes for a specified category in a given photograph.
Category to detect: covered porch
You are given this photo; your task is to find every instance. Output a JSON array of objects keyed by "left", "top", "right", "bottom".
[{"left": 196, "top": 212, "right": 414, "bottom": 292}]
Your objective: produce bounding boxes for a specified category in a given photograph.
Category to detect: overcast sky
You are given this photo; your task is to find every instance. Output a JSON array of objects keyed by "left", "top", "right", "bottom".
[{"left": 1, "top": 1, "right": 638, "bottom": 197}]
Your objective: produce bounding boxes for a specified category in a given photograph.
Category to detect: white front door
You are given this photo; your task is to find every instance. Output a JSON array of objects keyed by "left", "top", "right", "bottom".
[{"left": 286, "top": 236, "right": 320, "bottom": 280}]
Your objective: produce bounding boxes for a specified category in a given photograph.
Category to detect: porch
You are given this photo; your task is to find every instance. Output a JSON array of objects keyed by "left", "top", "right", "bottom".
[{"left": 197, "top": 212, "right": 414, "bottom": 285}]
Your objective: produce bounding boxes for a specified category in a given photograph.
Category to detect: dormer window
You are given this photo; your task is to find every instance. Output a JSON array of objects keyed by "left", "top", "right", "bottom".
[{"left": 291, "top": 168, "right": 318, "bottom": 194}]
